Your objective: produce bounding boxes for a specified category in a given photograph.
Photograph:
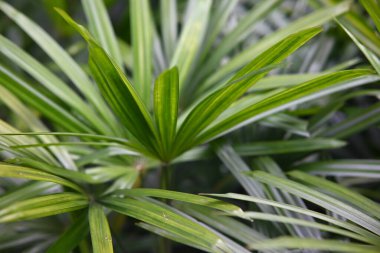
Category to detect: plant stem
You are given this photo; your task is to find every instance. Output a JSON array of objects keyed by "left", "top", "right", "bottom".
[
  {"left": 159, "top": 163, "right": 171, "bottom": 191},
  {"left": 158, "top": 163, "right": 172, "bottom": 253}
]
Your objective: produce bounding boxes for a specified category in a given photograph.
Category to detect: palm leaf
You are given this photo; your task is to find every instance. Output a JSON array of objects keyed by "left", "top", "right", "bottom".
[
  {"left": 0, "top": 193, "right": 88, "bottom": 223},
  {"left": 89, "top": 204, "right": 114, "bottom": 253},
  {"left": 174, "top": 27, "right": 321, "bottom": 156}
]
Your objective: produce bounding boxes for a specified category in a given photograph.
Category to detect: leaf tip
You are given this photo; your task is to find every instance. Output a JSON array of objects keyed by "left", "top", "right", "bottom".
[{"left": 54, "top": 8, "right": 93, "bottom": 43}]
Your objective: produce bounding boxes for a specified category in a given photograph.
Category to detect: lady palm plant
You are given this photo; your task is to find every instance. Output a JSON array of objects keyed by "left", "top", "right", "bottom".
[{"left": 0, "top": 0, "right": 380, "bottom": 252}]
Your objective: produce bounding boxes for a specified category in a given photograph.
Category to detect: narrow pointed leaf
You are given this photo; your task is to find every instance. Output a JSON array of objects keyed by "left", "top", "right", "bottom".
[
  {"left": 197, "top": 71, "right": 377, "bottom": 144},
  {"left": 199, "top": 0, "right": 238, "bottom": 62},
  {"left": 179, "top": 204, "right": 267, "bottom": 245},
  {"left": 89, "top": 204, "right": 114, "bottom": 253},
  {"left": 251, "top": 238, "right": 379, "bottom": 253},
  {"left": 0, "top": 164, "right": 84, "bottom": 194},
  {"left": 154, "top": 67, "right": 179, "bottom": 159},
  {"left": 339, "top": 21, "right": 380, "bottom": 74},
  {"left": 198, "top": 0, "right": 281, "bottom": 89},
  {"left": 247, "top": 171, "right": 380, "bottom": 235},
  {"left": 359, "top": 0, "right": 380, "bottom": 34},
  {"left": 46, "top": 211, "right": 89, "bottom": 253},
  {"left": 102, "top": 197, "right": 230, "bottom": 253},
  {"left": 0, "top": 120, "right": 57, "bottom": 165},
  {"left": 289, "top": 171, "right": 380, "bottom": 219},
  {"left": 160, "top": 0, "right": 177, "bottom": 61},
  {"left": 234, "top": 138, "right": 345, "bottom": 156},
  {"left": 130, "top": 0, "right": 153, "bottom": 107},
  {"left": 137, "top": 222, "right": 210, "bottom": 252},
  {"left": 117, "top": 188, "right": 245, "bottom": 216},
  {"left": 82, "top": 0, "right": 122, "bottom": 67},
  {"left": 203, "top": 2, "right": 349, "bottom": 87},
  {"left": 171, "top": 0, "right": 212, "bottom": 91},
  {"left": 322, "top": 102, "right": 380, "bottom": 139},
  {"left": 0, "top": 193, "right": 88, "bottom": 223},
  {"left": 243, "top": 212, "right": 369, "bottom": 243},
  {"left": 7, "top": 157, "right": 95, "bottom": 183},
  {"left": 57, "top": 9, "right": 159, "bottom": 156},
  {"left": 0, "top": 35, "right": 109, "bottom": 134},
  {"left": 0, "top": 182, "right": 54, "bottom": 209},
  {"left": 0, "top": 1, "right": 116, "bottom": 127},
  {"left": 251, "top": 157, "right": 321, "bottom": 238},
  {"left": 249, "top": 73, "right": 320, "bottom": 92},
  {"left": 0, "top": 86, "right": 76, "bottom": 170},
  {"left": 293, "top": 160, "right": 380, "bottom": 178},
  {"left": 0, "top": 65, "right": 93, "bottom": 133},
  {"left": 210, "top": 193, "right": 380, "bottom": 246},
  {"left": 174, "top": 27, "right": 322, "bottom": 156}
]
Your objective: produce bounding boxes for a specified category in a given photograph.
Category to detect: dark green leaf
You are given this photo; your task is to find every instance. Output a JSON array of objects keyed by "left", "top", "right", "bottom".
[
  {"left": 46, "top": 211, "right": 89, "bottom": 253},
  {"left": 154, "top": 67, "right": 179, "bottom": 159},
  {"left": 174, "top": 27, "right": 322, "bottom": 156},
  {"left": 56, "top": 9, "right": 159, "bottom": 157}
]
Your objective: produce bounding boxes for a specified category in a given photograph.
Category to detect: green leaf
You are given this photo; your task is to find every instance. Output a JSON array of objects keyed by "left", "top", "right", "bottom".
[
  {"left": 247, "top": 171, "right": 380, "bottom": 235},
  {"left": 260, "top": 114, "right": 310, "bottom": 137},
  {"left": 0, "top": 64, "right": 93, "bottom": 133},
  {"left": 249, "top": 73, "right": 321, "bottom": 92},
  {"left": 0, "top": 181, "right": 54, "bottom": 209},
  {"left": 82, "top": 0, "right": 122, "bottom": 67},
  {"left": 170, "top": 0, "right": 212, "bottom": 91},
  {"left": 198, "top": 0, "right": 238, "bottom": 63},
  {"left": 243, "top": 211, "right": 370, "bottom": 244},
  {"left": 88, "top": 45, "right": 158, "bottom": 154},
  {"left": 234, "top": 138, "right": 345, "bottom": 156},
  {"left": 102, "top": 197, "right": 230, "bottom": 253},
  {"left": 209, "top": 193, "right": 380, "bottom": 246},
  {"left": 0, "top": 132, "right": 130, "bottom": 144},
  {"left": 197, "top": 71, "right": 377, "bottom": 144},
  {"left": 179, "top": 204, "right": 267, "bottom": 245},
  {"left": 85, "top": 165, "right": 137, "bottom": 183},
  {"left": 89, "top": 204, "right": 114, "bottom": 253},
  {"left": 103, "top": 171, "right": 139, "bottom": 195},
  {"left": 289, "top": 171, "right": 380, "bottom": 219},
  {"left": 117, "top": 188, "right": 245, "bottom": 216},
  {"left": 7, "top": 157, "right": 95, "bottom": 183},
  {"left": 359, "top": 0, "right": 380, "bottom": 33},
  {"left": 251, "top": 157, "right": 321, "bottom": 238},
  {"left": 174, "top": 27, "right": 322, "bottom": 156},
  {"left": 0, "top": 119, "right": 58, "bottom": 165},
  {"left": 293, "top": 159, "right": 380, "bottom": 178},
  {"left": 143, "top": 197, "right": 249, "bottom": 253},
  {"left": 321, "top": 102, "right": 380, "bottom": 139},
  {"left": 57, "top": 9, "right": 159, "bottom": 157},
  {"left": 153, "top": 67, "right": 179, "bottom": 160},
  {"left": 0, "top": 86, "right": 76, "bottom": 170},
  {"left": 250, "top": 237, "right": 380, "bottom": 253},
  {"left": 0, "top": 164, "right": 84, "bottom": 194},
  {"left": 0, "top": 2, "right": 117, "bottom": 130},
  {"left": 46, "top": 210, "right": 89, "bottom": 253},
  {"left": 0, "top": 35, "right": 110, "bottom": 134},
  {"left": 203, "top": 2, "right": 349, "bottom": 87},
  {"left": 130, "top": 0, "right": 153, "bottom": 107},
  {"left": 334, "top": 1, "right": 380, "bottom": 56},
  {"left": 198, "top": 0, "right": 281, "bottom": 91},
  {"left": 160, "top": 0, "right": 177, "bottom": 61},
  {"left": 339, "top": 21, "right": 380, "bottom": 75},
  {"left": 0, "top": 131, "right": 143, "bottom": 156},
  {"left": 137, "top": 222, "right": 210, "bottom": 252},
  {"left": 0, "top": 193, "right": 88, "bottom": 222}
]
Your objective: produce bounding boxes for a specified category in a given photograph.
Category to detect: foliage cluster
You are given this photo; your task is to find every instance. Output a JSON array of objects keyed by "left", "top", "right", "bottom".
[{"left": 0, "top": 0, "right": 380, "bottom": 252}]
